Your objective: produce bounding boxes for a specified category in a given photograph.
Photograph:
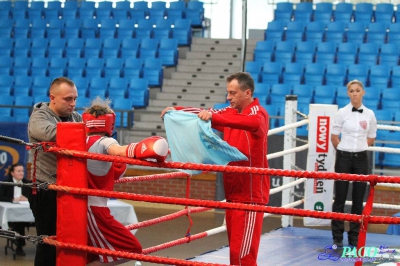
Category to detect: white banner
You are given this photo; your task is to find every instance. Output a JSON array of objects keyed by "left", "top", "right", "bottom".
[{"left": 304, "top": 104, "right": 338, "bottom": 226}]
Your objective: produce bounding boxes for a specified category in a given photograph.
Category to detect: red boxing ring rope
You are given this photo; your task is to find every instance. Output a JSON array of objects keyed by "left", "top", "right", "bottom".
[
  {"left": 47, "top": 184, "right": 400, "bottom": 225},
  {"left": 42, "top": 236, "right": 228, "bottom": 266},
  {"left": 29, "top": 123, "right": 400, "bottom": 266},
  {"left": 48, "top": 146, "right": 400, "bottom": 184}
]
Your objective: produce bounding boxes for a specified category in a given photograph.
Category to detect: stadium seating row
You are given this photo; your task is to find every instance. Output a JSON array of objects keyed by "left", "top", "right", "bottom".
[
  {"left": 274, "top": 2, "right": 398, "bottom": 23},
  {"left": 0, "top": 0, "right": 204, "bottom": 26},
  {"left": 265, "top": 20, "right": 400, "bottom": 44}
]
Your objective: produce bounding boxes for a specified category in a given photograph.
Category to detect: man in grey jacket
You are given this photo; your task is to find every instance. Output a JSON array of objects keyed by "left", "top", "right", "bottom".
[{"left": 28, "top": 77, "right": 82, "bottom": 266}]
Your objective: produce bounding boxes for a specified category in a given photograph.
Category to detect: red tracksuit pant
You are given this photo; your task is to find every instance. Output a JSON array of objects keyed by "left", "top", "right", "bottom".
[{"left": 226, "top": 208, "right": 264, "bottom": 265}]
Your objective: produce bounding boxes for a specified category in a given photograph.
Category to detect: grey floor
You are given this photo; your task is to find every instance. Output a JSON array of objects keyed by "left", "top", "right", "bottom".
[{"left": 0, "top": 201, "right": 389, "bottom": 266}]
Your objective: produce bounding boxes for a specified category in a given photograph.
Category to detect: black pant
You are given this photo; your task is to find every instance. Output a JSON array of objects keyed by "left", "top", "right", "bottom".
[
  {"left": 29, "top": 189, "right": 57, "bottom": 266},
  {"left": 331, "top": 150, "right": 368, "bottom": 242},
  {"left": 8, "top": 222, "right": 30, "bottom": 248}
]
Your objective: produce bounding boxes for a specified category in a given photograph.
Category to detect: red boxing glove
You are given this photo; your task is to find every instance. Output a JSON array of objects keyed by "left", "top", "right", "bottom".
[
  {"left": 113, "top": 162, "right": 127, "bottom": 180},
  {"left": 126, "top": 136, "right": 169, "bottom": 162}
]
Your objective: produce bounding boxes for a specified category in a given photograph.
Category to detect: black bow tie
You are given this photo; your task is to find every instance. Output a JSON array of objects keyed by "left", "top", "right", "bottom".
[{"left": 352, "top": 107, "right": 363, "bottom": 113}]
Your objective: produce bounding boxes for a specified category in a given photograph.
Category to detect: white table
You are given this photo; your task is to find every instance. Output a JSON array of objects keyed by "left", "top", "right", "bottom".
[{"left": 0, "top": 200, "right": 138, "bottom": 233}]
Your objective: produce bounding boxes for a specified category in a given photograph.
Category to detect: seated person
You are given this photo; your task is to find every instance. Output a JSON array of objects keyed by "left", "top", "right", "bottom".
[
  {"left": 0, "top": 163, "right": 32, "bottom": 256},
  {"left": 83, "top": 97, "right": 169, "bottom": 265}
]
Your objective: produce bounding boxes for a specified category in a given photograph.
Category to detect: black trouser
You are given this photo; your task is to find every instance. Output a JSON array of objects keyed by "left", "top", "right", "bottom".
[
  {"left": 8, "top": 222, "right": 30, "bottom": 248},
  {"left": 29, "top": 189, "right": 57, "bottom": 266},
  {"left": 331, "top": 150, "right": 368, "bottom": 242}
]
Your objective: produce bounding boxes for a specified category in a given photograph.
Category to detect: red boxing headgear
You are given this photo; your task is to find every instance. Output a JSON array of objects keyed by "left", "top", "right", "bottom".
[{"left": 83, "top": 113, "right": 116, "bottom": 136}]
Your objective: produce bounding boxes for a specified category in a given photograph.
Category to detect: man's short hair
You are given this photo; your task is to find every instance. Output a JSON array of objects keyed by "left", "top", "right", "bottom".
[
  {"left": 51, "top": 77, "right": 75, "bottom": 88},
  {"left": 226, "top": 72, "right": 255, "bottom": 95}
]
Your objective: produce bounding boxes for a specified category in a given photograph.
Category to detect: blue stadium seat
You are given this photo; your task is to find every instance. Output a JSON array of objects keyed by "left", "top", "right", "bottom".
[
  {"left": 109, "top": 77, "right": 128, "bottom": 92},
  {"left": 172, "top": 18, "right": 192, "bottom": 46},
  {"left": 274, "top": 41, "right": 295, "bottom": 63},
  {"left": 133, "top": 1, "right": 149, "bottom": 15},
  {"left": 369, "top": 65, "right": 391, "bottom": 88},
  {"left": 129, "top": 90, "right": 148, "bottom": 107},
  {"left": 103, "top": 67, "right": 121, "bottom": 78},
  {"left": 354, "top": 3, "right": 373, "bottom": 23},
  {"left": 113, "top": 98, "right": 134, "bottom": 127},
  {"left": 61, "top": 9, "right": 78, "bottom": 20},
  {"left": 284, "top": 21, "right": 305, "bottom": 42},
  {"left": 294, "top": 41, "right": 316, "bottom": 64},
  {"left": 292, "top": 2, "right": 312, "bottom": 22},
  {"left": 375, "top": 3, "right": 395, "bottom": 23},
  {"left": 142, "top": 58, "right": 163, "bottom": 86},
  {"left": 347, "top": 64, "right": 370, "bottom": 82},
  {"left": 0, "top": 56, "right": 13, "bottom": 68},
  {"left": 313, "top": 85, "right": 337, "bottom": 104},
  {"left": 89, "top": 77, "right": 109, "bottom": 91},
  {"left": 254, "top": 40, "right": 275, "bottom": 62},
  {"left": 269, "top": 84, "right": 292, "bottom": 104},
  {"left": 379, "top": 43, "right": 399, "bottom": 66},
  {"left": 0, "top": 76, "right": 12, "bottom": 96},
  {"left": 87, "top": 88, "right": 107, "bottom": 98},
  {"left": 303, "top": 62, "right": 326, "bottom": 85},
  {"left": 127, "top": 77, "right": 148, "bottom": 92},
  {"left": 265, "top": 20, "right": 285, "bottom": 41},
  {"left": 325, "top": 64, "right": 347, "bottom": 86},
  {"left": 381, "top": 88, "right": 400, "bottom": 110},
  {"left": 304, "top": 22, "right": 325, "bottom": 42},
  {"left": 104, "top": 58, "right": 124, "bottom": 70},
  {"left": 124, "top": 58, "right": 143, "bottom": 69},
  {"left": 14, "top": 95, "right": 33, "bottom": 107},
  {"left": 245, "top": 61, "right": 262, "bottom": 74},
  {"left": 292, "top": 84, "right": 314, "bottom": 105},
  {"left": 281, "top": 62, "right": 304, "bottom": 85},
  {"left": 33, "top": 95, "right": 49, "bottom": 104},
  {"left": 336, "top": 53, "right": 356, "bottom": 65},
  {"left": 333, "top": 3, "right": 353, "bottom": 22},
  {"left": 274, "top": 2, "right": 294, "bottom": 21},
  {"left": 0, "top": 37, "right": 13, "bottom": 50},
  {"left": 254, "top": 83, "right": 270, "bottom": 96}
]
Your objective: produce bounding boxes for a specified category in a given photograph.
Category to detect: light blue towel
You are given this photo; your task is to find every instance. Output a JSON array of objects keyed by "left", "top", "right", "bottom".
[{"left": 163, "top": 111, "right": 248, "bottom": 175}]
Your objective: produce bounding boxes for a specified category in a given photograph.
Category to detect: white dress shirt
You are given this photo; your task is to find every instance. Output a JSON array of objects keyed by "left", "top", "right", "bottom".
[
  {"left": 13, "top": 177, "right": 22, "bottom": 199},
  {"left": 331, "top": 103, "right": 377, "bottom": 152}
]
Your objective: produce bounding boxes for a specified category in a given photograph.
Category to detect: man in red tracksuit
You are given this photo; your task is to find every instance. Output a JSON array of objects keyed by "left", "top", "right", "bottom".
[{"left": 161, "top": 72, "right": 270, "bottom": 265}]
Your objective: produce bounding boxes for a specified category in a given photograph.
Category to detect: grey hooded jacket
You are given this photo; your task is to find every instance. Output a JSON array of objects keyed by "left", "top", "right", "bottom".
[{"left": 28, "top": 102, "right": 82, "bottom": 183}]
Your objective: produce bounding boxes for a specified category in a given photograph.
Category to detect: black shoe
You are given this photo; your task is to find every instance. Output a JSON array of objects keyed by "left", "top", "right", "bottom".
[
  {"left": 16, "top": 247, "right": 26, "bottom": 256},
  {"left": 333, "top": 239, "right": 343, "bottom": 247}
]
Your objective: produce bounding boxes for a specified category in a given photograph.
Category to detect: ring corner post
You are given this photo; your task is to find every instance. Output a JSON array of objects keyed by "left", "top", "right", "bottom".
[{"left": 56, "top": 122, "right": 88, "bottom": 266}]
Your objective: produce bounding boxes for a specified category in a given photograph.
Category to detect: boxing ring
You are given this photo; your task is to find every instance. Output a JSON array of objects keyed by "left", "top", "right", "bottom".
[{"left": 1, "top": 97, "right": 400, "bottom": 266}]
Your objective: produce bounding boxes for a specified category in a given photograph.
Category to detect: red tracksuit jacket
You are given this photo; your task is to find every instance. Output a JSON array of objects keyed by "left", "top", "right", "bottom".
[{"left": 176, "top": 98, "right": 270, "bottom": 204}]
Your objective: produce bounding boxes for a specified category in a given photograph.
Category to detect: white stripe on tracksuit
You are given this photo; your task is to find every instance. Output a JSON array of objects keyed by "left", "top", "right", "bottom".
[
  {"left": 250, "top": 106, "right": 259, "bottom": 116},
  {"left": 87, "top": 208, "right": 118, "bottom": 263},
  {"left": 239, "top": 210, "right": 257, "bottom": 261}
]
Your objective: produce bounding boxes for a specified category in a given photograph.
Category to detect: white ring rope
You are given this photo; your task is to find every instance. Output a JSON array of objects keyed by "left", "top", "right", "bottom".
[
  {"left": 270, "top": 178, "right": 307, "bottom": 195},
  {"left": 267, "top": 144, "right": 309, "bottom": 160},
  {"left": 377, "top": 124, "right": 400, "bottom": 131},
  {"left": 345, "top": 201, "right": 400, "bottom": 210},
  {"left": 267, "top": 119, "right": 309, "bottom": 136},
  {"left": 377, "top": 183, "right": 400, "bottom": 188},
  {"left": 205, "top": 200, "right": 304, "bottom": 238},
  {"left": 265, "top": 111, "right": 400, "bottom": 211},
  {"left": 367, "top": 146, "right": 400, "bottom": 154}
]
